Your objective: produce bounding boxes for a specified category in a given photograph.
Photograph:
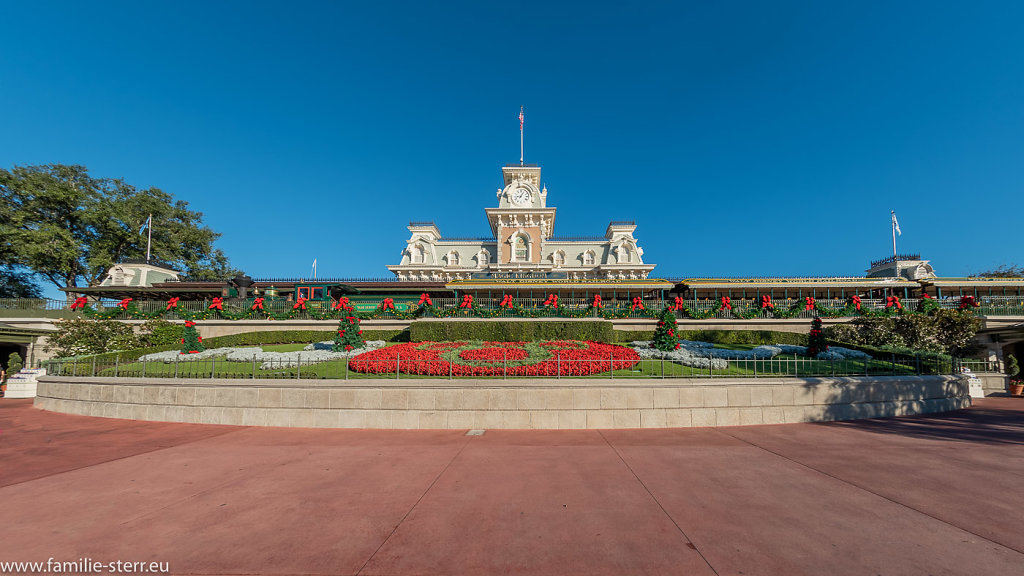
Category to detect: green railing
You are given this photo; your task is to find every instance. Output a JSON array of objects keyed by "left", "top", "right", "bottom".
[{"left": 41, "top": 350, "right": 967, "bottom": 380}]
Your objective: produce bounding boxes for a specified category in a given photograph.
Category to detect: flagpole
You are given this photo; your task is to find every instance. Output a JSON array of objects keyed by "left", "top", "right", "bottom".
[
  {"left": 146, "top": 214, "right": 152, "bottom": 263},
  {"left": 891, "top": 210, "right": 897, "bottom": 259},
  {"left": 519, "top": 106, "right": 524, "bottom": 166}
]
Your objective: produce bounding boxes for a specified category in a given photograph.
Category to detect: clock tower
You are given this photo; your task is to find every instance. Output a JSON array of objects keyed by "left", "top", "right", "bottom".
[{"left": 485, "top": 164, "right": 557, "bottom": 270}]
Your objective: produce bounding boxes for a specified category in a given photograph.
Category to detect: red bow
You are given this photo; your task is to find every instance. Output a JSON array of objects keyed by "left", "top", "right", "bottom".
[
  {"left": 543, "top": 294, "right": 558, "bottom": 307},
  {"left": 293, "top": 297, "right": 307, "bottom": 310},
  {"left": 251, "top": 297, "right": 265, "bottom": 311},
  {"left": 459, "top": 295, "right": 474, "bottom": 309},
  {"left": 760, "top": 295, "right": 773, "bottom": 309},
  {"left": 631, "top": 297, "right": 645, "bottom": 311},
  {"left": 209, "top": 297, "right": 223, "bottom": 310},
  {"left": 721, "top": 296, "right": 732, "bottom": 311},
  {"left": 118, "top": 297, "right": 133, "bottom": 310},
  {"left": 592, "top": 294, "right": 603, "bottom": 308},
  {"left": 70, "top": 296, "right": 88, "bottom": 310},
  {"left": 885, "top": 296, "right": 902, "bottom": 310},
  {"left": 418, "top": 293, "right": 433, "bottom": 306},
  {"left": 922, "top": 293, "right": 932, "bottom": 299},
  {"left": 184, "top": 320, "right": 196, "bottom": 328},
  {"left": 958, "top": 296, "right": 979, "bottom": 310},
  {"left": 382, "top": 298, "right": 395, "bottom": 311},
  {"left": 672, "top": 296, "right": 685, "bottom": 311},
  {"left": 851, "top": 295, "right": 862, "bottom": 310},
  {"left": 166, "top": 297, "right": 179, "bottom": 310},
  {"left": 804, "top": 297, "right": 816, "bottom": 311},
  {"left": 500, "top": 294, "right": 515, "bottom": 308},
  {"left": 333, "top": 297, "right": 352, "bottom": 311}
]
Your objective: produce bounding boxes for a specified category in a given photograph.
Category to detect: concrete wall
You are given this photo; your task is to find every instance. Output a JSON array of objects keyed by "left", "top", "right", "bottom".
[{"left": 34, "top": 375, "right": 970, "bottom": 430}]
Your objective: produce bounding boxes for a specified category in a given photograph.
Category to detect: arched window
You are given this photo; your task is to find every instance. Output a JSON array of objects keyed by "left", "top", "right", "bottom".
[
  {"left": 583, "top": 251, "right": 595, "bottom": 266},
  {"left": 477, "top": 250, "right": 489, "bottom": 267},
  {"left": 448, "top": 251, "right": 460, "bottom": 266},
  {"left": 514, "top": 236, "right": 528, "bottom": 261},
  {"left": 553, "top": 251, "right": 565, "bottom": 268},
  {"left": 412, "top": 244, "right": 425, "bottom": 264},
  {"left": 623, "top": 249, "right": 632, "bottom": 263}
]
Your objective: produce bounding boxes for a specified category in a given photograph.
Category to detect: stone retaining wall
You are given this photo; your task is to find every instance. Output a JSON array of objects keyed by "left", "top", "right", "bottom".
[{"left": 33, "top": 375, "right": 970, "bottom": 429}]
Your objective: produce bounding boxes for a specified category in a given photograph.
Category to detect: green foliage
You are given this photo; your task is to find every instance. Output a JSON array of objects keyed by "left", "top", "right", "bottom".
[
  {"left": 410, "top": 320, "right": 614, "bottom": 342},
  {"left": 823, "top": 311, "right": 982, "bottom": 355},
  {"left": 615, "top": 329, "right": 807, "bottom": 346},
  {"left": 45, "top": 317, "right": 140, "bottom": 357},
  {"left": 332, "top": 315, "right": 365, "bottom": 352},
  {"left": 6, "top": 352, "right": 23, "bottom": 379},
  {"left": 652, "top": 308, "right": 680, "bottom": 352},
  {"left": 0, "top": 163, "right": 236, "bottom": 291},
  {"left": 807, "top": 317, "right": 828, "bottom": 357},
  {"left": 1006, "top": 354, "right": 1020, "bottom": 379},
  {"left": 181, "top": 322, "right": 205, "bottom": 354},
  {"left": 0, "top": 267, "right": 42, "bottom": 298},
  {"left": 971, "top": 264, "right": 1023, "bottom": 278},
  {"left": 139, "top": 318, "right": 183, "bottom": 347}
]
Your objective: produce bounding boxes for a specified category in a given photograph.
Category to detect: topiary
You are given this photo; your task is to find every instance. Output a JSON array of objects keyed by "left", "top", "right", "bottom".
[
  {"left": 7, "top": 352, "right": 24, "bottom": 380},
  {"left": 652, "top": 307, "right": 681, "bottom": 352},
  {"left": 807, "top": 316, "right": 828, "bottom": 357},
  {"left": 1006, "top": 354, "right": 1020, "bottom": 379}
]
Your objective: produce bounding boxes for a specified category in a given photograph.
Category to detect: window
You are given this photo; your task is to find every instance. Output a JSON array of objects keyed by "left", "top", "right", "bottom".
[
  {"left": 623, "top": 249, "right": 632, "bottom": 263},
  {"left": 478, "top": 251, "right": 489, "bottom": 267},
  {"left": 448, "top": 251, "right": 460, "bottom": 266},
  {"left": 583, "top": 251, "right": 595, "bottom": 266},
  {"left": 412, "top": 244, "right": 424, "bottom": 264},
  {"left": 553, "top": 251, "right": 565, "bottom": 267},
  {"left": 515, "top": 236, "right": 528, "bottom": 261}
]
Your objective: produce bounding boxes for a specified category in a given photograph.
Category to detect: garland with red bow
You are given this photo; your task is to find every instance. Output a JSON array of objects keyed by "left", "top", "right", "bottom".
[
  {"left": 958, "top": 296, "right": 980, "bottom": 311},
  {"left": 70, "top": 297, "right": 89, "bottom": 310},
  {"left": 208, "top": 297, "right": 224, "bottom": 310},
  {"left": 630, "top": 297, "right": 645, "bottom": 311},
  {"left": 543, "top": 294, "right": 558, "bottom": 307},
  {"left": 885, "top": 295, "right": 903, "bottom": 310}
]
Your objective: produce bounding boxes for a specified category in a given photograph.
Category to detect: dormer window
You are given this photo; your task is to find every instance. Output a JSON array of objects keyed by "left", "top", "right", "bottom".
[
  {"left": 583, "top": 251, "right": 595, "bottom": 266},
  {"left": 448, "top": 251, "right": 460, "bottom": 267},
  {"left": 553, "top": 251, "right": 565, "bottom": 268},
  {"left": 412, "top": 244, "right": 425, "bottom": 264}
]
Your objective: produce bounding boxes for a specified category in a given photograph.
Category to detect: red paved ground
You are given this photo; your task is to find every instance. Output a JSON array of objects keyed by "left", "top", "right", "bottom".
[{"left": 1, "top": 397, "right": 1022, "bottom": 576}]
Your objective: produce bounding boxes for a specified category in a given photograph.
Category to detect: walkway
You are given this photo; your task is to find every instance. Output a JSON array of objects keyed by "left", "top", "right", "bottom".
[{"left": 1, "top": 397, "right": 1022, "bottom": 575}]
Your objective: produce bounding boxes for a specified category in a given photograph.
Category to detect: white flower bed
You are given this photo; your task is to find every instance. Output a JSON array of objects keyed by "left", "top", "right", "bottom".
[
  {"left": 628, "top": 341, "right": 871, "bottom": 369},
  {"left": 138, "top": 341, "right": 387, "bottom": 369}
]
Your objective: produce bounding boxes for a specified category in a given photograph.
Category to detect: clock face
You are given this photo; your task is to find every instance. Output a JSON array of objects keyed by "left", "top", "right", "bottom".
[{"left": 512, "top": 188, "right": 531, "bottom": 205}]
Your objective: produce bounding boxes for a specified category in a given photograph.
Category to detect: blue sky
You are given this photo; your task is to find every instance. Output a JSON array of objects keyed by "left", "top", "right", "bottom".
[{"left": 3, "top": 1, "right": 1022, "bottom": 298}]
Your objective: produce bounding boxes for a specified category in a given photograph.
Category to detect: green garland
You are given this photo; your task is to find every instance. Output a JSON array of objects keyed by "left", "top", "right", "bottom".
[{"left": 77, "top": 295, "right": 972, "bottom": 323}]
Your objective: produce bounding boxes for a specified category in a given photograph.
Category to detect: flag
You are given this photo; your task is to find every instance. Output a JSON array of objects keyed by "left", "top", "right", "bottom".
[
  {"left": 519, "top": 106, "right": 524, "bottom": 130},
  {"left": 891, "top": 211, "right": 901, "bottom": 236},
  {"left": 139, "top": 214, "right": 152, "bottom": 234}
]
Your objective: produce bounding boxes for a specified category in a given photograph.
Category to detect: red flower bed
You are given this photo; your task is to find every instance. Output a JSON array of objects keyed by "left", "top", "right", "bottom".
[
  {"left": 348, "top": 340, "right": 639, "bottom": 377},
  {"left": 460, "top": 347, "right": 529, "bottom": 362}
]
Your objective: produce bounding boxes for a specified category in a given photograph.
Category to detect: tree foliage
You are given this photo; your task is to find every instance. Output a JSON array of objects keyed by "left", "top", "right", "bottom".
[
  {"left": 971, "top": 264, "right": 1023, "bottom": 278},
  {"left": 43, "top": 318, "right": 183, "bottom": 357},
  {"left": 652, "top": 307, "right": 680, "bottom": 352},
  {"left": 0, "top": 163, "right": 236, "bottom": 292}
]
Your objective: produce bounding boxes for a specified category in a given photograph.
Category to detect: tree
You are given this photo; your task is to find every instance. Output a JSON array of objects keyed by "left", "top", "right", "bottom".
[
  {"left": 971, "top": 264, "right": 1023, "bottom": 278},
  {"left": 1006, "top": 354, "right": 1020, "bottom": 380},
  {"left": 0, "top": 164, "right": 237, "bottom": 295},
  {"left": 0, "top": 267, "right": 43, "bottom": 298},
  {"left": 6, "top": 352, "right": 23, "bottom": 379},
  {"left": 181, "top": 321, "right": 205, "bottom": 354},
  {"left": 652, "top": 307, "right": 680, "bottom": 352},
  {"left": 807, "top": 316, "right": 828, "bottom": 357},
  {"left": 44, "top": 318, "right": 140, "bottom": 357}
]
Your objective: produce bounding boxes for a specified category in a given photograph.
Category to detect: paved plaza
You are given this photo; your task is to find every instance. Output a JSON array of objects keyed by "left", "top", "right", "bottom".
[{"left": 1, "top": 397, "right": 1022, "bottom": 576}]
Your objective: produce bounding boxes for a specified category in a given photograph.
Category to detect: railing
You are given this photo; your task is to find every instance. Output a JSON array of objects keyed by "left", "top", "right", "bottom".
[
  {"left": 5, "top": 296, "right": 1024, "bottom": 319},
  {"left": 41, "top": 350, "right": 965, "bottom": 381}
]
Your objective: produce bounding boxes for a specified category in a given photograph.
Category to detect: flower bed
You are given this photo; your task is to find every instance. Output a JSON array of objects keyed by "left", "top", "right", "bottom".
[{"left": 348, "top": 340, "right": 639, "bottom": 376}]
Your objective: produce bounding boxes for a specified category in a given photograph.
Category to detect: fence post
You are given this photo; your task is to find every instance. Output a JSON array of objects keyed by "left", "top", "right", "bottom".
[
  {"left": 794, "top": 356, "right": 798, "bottom": 378},
  {"left": 142, "top": 356, "right": 147, "bottom": 378},
  {"left": 449, "top": 356, "right": 452, "bottom": 380},
  {"left": 557, "top": 351, "right": 560, "bottom": 379},
  {"left": 610, "top": 351, "right": 614, "bottom": 379},
  {"left": 297, "top": 354, "right": 301, "bottom": 380},
  {"left": 396, "top": 351, "right": 400, "bottom": 380},
  {"left": 114, "top": 354, "right": 119, "bottom": 378},
  {"left": 890, "top": 353, "right": 896, "bottom": 376},
  {"left": 252, "top": 354, "right": 257, "bottom": 379},
  {"left": 708, "top": 352, "right": 712, "bottom": 378},
  {"left": 915, "top": 354, "right": 921, "bottom": 375},
  {"left": 211, "top": 357, "right": 216, "bottom": 379},
  {"left": 174, "top": 355, "right": 179, "bottom": 378},
  {"left": 91, "top": 356, "right": 96, "bottom": 377},
  {"left": 345, "top": 355, "right": 349, "bottom": 380},
  {"left": 503, "top": 348, "right": 507, "bottom": 380}
]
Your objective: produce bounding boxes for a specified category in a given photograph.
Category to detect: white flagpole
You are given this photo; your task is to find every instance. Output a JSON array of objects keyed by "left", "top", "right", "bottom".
[
  {"left": 312, "top": 259, "right": 317, "bottom": 281},
  {"left": 519, "top": 106, "right": 524, "bottom": 166},
  {"left": 146, "top": 214, "right": 152, "bottom": 263}
]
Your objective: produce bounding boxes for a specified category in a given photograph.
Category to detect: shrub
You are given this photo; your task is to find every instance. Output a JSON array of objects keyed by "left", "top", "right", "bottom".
[
  {"left": 652, "top": 308, "right": 680, "bottom": 352},
  {"left": 1005, "top": 354, "right": 1019, "bottom": 379},
  {"left": 409, "top": 320, "right": 614, "bottom": 342},
  {"left": 139, "top": 318, "right": 184, "bottom": 347},
  {"left": 6, "top": 352, "right": 23, "bottom": 380},
  {"left": 44, "top": 318, "right": 140, "bottom": 357}
]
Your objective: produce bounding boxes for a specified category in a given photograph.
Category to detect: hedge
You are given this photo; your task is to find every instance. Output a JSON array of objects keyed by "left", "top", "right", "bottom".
[
  {"left": 615, "top": 329, "right": 807, "bottom": 346},
  {"left": 409, "top": 320, "right": 614, "bottom": 343}
]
